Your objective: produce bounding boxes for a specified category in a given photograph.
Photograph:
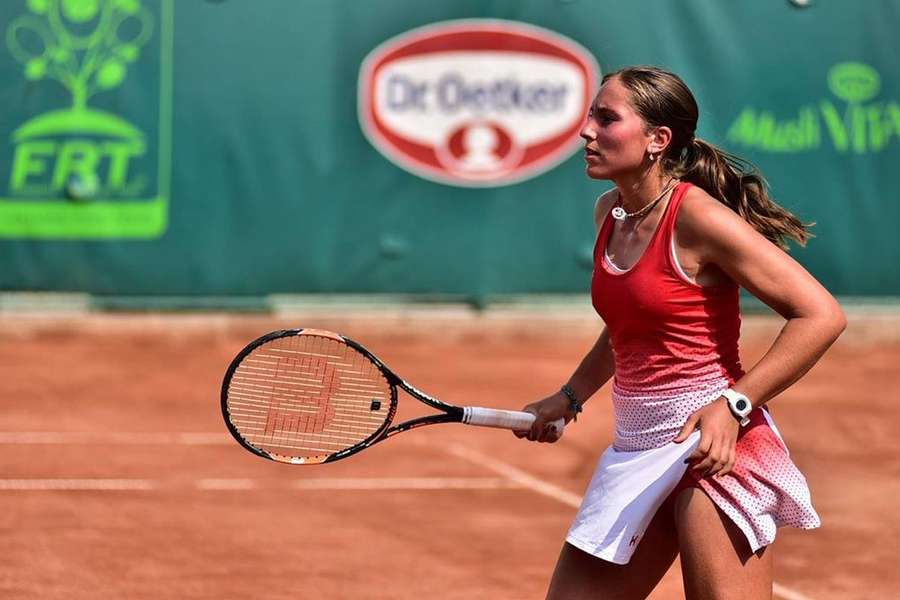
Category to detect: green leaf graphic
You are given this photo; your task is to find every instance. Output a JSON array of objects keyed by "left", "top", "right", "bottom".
[
  {"left": 113, "top": 0, "right": 140, "bottom": 15},
  {"left": 52, "top": 46, "right": 71, "bottom": 62},
  {"left": 27, "top": 0, "right": 49, "bottom": 15},
  {"left": 8, "top": 0, "right": 154, "bottom": 108},
  {"left": 116, "top": 43, "right": 138, "bottom": 62},
  {"left": 25, "top": 57, "right": 47, "bottom": 79},
  {"left": 62, "top": 0, "right": 101, "bottom": 23},
  {"left": 97, "top": 59, "right": 125, "bottom": 88}
]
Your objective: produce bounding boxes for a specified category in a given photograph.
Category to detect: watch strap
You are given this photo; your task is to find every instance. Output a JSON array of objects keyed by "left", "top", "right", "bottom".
[{"left": 721, "top": 388, "right": 752, "bottom": 426}]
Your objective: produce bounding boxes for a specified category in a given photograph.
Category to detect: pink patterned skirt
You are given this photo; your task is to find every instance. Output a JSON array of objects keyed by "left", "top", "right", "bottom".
[{"left": 566, "top": 378, "right": 820, "bottom": 564}]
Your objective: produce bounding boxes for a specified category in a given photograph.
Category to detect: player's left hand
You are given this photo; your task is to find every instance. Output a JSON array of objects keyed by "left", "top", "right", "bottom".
[{"left": 673, "top": 397, "right": 740, "bottom": 478}]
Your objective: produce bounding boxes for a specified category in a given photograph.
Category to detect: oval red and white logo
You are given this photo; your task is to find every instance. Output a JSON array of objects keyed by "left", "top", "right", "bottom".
[{"left": 359, "top": 20, "right": 600, "bottom": 187}]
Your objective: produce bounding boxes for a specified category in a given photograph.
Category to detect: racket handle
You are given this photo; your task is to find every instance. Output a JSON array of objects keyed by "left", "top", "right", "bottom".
[{"left": 462, "top": 407, "right": 565, "bottom": 437}]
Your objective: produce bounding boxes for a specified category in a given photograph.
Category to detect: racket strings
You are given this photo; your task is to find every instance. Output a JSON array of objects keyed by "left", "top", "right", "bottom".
[{"left": 226, "top": 333, "right": 392, "bottom": 460}]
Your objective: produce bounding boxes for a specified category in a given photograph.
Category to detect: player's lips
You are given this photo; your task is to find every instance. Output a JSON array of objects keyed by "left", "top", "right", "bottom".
[{"left": 584, "top": 148, "right": 602, "bottom": 161}]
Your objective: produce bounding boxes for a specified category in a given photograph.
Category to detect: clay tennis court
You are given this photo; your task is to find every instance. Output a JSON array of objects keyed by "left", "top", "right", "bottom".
[{"left": 1, "top": 309, "right": 897, "bottom": 599}]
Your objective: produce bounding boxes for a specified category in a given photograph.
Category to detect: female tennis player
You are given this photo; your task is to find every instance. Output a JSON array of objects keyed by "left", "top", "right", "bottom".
[{"left": 516, "top": 66, "right": 846, "bottom": 599}]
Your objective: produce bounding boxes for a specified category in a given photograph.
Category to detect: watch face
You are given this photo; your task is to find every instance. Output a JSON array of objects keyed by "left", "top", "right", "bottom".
[{"left": 736, "top": 399, "right": 748, "bottom": 411}]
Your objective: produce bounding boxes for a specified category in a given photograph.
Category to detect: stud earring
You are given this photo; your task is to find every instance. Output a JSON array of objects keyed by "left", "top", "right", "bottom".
[{"left": 649, "top": 153, "right": 656, "bottom": 162}]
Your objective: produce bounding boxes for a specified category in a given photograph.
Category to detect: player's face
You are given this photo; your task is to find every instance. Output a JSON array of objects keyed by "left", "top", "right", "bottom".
[{"left": 580, "top": 77, "right": 654, "bottom": 180}]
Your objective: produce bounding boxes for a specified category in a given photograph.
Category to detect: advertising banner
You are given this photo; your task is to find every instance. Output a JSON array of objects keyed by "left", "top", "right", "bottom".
[{"left": 0, "top": 1, "right": 897, "bottom": 298}]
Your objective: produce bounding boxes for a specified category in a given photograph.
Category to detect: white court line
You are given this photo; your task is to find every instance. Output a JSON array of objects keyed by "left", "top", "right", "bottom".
[
  {"left": 0, "top": 479, "right": 156, "bottom": 490},
  {"left": 446, "top": 444, "right": 582, "bottom": 508},
  {"left": 445, "top": 443, "right": 816, "bottom": 600},
  {"left": 0, "top": 477, "right": 521, "bottom": 492},
  {"left": 195, "top": 478, "right": 521, "bottom": 491},
  {"left": 771, "top": 584, "right": 816, "bottom": 600},
  {"left": 290, "top": 477, "right": 519, "bottom": 490},
  {"left": 0, "top": 432, "right": 230, "bottom": 445},
  {"left": 195, "top": 479, "right": 257, "bottom": 490}
]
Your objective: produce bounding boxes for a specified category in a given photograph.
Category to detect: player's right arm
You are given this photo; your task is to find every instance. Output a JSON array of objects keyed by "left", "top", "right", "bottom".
[
  {"left": 515, "top": 323, "right": 615, "bottom": 442},
  {"left": 515, "top": 189, "right": 619, "bottom": 442}
]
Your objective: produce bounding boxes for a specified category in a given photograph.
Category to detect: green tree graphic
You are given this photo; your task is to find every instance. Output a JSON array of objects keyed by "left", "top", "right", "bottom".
[{"left": 6, "top": 0, "right": 153, "bottom": 140}]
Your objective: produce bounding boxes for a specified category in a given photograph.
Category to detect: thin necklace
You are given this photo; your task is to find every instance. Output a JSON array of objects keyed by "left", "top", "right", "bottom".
[{"left": 611, "top": 179, "right": 679, "bottom": 221}]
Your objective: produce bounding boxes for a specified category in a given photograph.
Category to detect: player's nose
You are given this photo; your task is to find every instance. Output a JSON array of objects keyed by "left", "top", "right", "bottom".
[{"left": 580, "top": 122, "right": 596, "bottom": 142}]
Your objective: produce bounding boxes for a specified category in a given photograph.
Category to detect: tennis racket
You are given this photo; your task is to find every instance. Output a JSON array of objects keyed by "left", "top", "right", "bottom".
[{"left": 221, "top": 328, "right": 565, "bottom": 464}]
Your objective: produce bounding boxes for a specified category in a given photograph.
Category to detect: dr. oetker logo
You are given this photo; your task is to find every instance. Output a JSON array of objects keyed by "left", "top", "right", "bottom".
[{"left": 358, "top": 20, "right": 600, "bottom": 187}]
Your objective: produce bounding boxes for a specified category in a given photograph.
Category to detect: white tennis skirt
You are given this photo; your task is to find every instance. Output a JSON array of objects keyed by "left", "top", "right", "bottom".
[{"left": 566, "top": 381, "right": 820, "bottom": 564}]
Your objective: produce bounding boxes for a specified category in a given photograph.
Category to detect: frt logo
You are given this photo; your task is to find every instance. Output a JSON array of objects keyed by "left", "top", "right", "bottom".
[
  {"left": 0, "top": 0, "right": 173, "bottom": 239},
  {"left": 358, "top": 20, "right": 599, "bottom": 187}
]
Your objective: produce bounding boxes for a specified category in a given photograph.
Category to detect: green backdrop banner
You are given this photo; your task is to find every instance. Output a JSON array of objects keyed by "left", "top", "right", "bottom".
[{"left": 1, "top": 1, "right": 897, "bottom": 299}]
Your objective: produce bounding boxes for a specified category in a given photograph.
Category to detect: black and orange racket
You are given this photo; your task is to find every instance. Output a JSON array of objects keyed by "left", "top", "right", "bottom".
[{"left": 221, "top": 328, "right": 564, "bottom": 464}]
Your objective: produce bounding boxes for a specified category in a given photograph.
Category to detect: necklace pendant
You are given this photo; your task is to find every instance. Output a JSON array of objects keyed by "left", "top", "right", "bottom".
[{"left": 611, "top": 206, "right": 627, "bottom": 221}]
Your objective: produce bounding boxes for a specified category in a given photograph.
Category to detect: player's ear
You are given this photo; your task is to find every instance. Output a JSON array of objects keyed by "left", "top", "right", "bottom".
[{"left": 647, "top": 125, "right": 673, "bottom": 156}]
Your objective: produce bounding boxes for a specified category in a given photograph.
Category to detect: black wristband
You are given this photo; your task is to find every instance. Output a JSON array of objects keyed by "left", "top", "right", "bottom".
[{"left": 560, "top": 384, "right": 582, "bottom": 422}]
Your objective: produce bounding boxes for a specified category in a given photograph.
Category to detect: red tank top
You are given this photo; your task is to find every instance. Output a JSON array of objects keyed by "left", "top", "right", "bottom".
[{"left": 591, "top": 182, "right": 745, "bottom": 392}]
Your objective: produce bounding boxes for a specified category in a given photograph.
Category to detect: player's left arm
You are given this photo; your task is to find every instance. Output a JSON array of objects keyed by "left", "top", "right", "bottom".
[{"left": 674, "top": 186, "right": 846, "bottom": 476}]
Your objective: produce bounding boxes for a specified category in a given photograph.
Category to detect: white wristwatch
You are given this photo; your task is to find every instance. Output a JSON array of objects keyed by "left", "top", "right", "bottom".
[{"left": 721, "top": 389, "right": 752, "bottom": 427}]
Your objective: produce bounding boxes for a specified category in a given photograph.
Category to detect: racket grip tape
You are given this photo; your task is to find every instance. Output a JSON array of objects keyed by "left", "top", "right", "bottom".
[{"left": 462, "top": 407, "right": 565, "bottom": 437}]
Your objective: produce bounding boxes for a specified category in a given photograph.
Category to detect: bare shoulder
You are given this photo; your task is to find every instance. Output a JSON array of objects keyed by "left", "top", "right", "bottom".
[
  {"left": 676, "top": 185, "right": 760, "bottom": 255},
  {"left": 677, "top": 185, "right": 842, "bottom": 322},
  {"left": 593, "top": 188, "right": 618, "bottom": 231}
]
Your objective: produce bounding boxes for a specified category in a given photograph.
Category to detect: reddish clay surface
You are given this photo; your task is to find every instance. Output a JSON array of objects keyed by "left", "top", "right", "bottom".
[{"left": 0, "top": 313, "right": 896, "bottom": 599}]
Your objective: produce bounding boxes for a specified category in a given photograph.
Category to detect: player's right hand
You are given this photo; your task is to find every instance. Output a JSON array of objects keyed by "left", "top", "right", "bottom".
[{"left": 514, "top": 392, "right": 570, "bottom": 443}]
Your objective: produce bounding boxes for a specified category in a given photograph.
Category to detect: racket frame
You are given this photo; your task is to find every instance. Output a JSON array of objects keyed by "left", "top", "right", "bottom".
[{"left": 221, "top": 328, "right": 471, "bottom": 464}]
